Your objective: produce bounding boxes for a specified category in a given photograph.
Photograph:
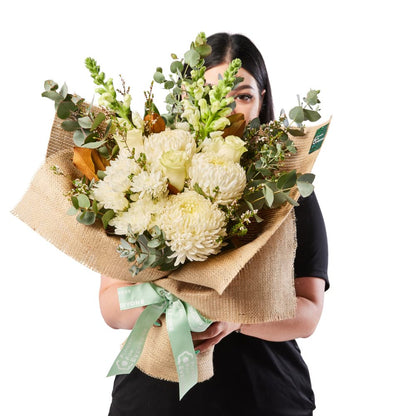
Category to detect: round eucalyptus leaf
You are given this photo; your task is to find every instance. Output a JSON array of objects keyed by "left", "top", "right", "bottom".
[
  {"left": 288, "top": 106, "right": 305, "bottom": 124},
  {"left": 77, "top": 211, "right": 96, "bottom": 225},
  {"left": 61, "top": 120, "right": 79, "bottom": 131},
  {"left": 77, "top": 194, "right": 91, "bottom": 209},
  {"left": 153, "top": 72, "right": 165, "bottom": 83},
  {"left": 170, "top": 60, "right": 184, "bottom": 74}
]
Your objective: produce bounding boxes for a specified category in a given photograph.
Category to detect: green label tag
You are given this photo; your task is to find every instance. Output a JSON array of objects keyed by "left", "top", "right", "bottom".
[{"left": 309, "top": 123, "right": 329, "bottom": 154}]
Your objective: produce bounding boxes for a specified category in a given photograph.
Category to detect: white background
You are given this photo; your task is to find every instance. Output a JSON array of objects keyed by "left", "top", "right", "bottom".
[{"left": 1, "top": 0, "right": 415, "bottom": 414}]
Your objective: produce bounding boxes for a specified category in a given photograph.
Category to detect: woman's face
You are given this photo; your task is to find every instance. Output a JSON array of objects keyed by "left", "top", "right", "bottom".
[{"left": 204, "top": 63, "right": 265, "bottom": 123}]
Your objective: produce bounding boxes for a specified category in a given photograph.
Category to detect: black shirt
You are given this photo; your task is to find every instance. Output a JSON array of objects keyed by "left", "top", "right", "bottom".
[{"left": 109, "top": 192, "right": 329, "bottom": 416}]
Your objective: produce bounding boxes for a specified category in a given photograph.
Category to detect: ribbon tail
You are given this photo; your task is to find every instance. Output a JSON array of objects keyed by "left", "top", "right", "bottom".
[
  {"left": 185, "top": 303, "right": 212, "bottom": 332},
  {"left": 166, "top": 300, "right": 198, "bottom": 400},
  {"left": 107, "top": 303, "right": 165, "bottom": 377}
]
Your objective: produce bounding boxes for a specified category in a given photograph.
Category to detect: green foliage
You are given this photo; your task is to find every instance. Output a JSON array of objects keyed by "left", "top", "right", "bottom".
[
  {"left": 117, "top": 226, "right": 180, "bottom": 274},
  {"left": 42, "top": 78, "right": 118, "bottom": 158},
  {"left": 64, "top": 177, "right": 116, "bottom": 228},
  {"left": 237, "top": 90, "right": 321, "bottom": 221},
  {"left": 287, "top": 89, "right": 321, "bottom": 126}
]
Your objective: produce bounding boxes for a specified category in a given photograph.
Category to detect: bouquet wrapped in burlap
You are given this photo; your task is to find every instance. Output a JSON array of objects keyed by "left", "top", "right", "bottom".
[{"left": 12, "top": 113, "right": 330, "bottom": 387}]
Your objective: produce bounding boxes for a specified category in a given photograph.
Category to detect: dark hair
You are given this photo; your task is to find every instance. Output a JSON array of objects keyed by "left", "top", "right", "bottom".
[{"left": 205, "top": 33, "right": 274, "bottom": 123}]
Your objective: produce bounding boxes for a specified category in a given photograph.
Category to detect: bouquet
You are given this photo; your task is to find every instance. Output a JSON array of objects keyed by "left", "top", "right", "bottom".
[{"left": 13, "top": 32, "right": 330, "bottom": 399}]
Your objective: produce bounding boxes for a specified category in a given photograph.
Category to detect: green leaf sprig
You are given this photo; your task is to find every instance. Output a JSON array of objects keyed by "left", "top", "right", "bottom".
[
  {"left": 42, "top": 80, "right": 116, "bottom": 157},
  {"left": 66, "top": 177, "right": 114, "bottom": 227},
  {"left": 117, "top": 226, "right": 180, "bottom": 274}
]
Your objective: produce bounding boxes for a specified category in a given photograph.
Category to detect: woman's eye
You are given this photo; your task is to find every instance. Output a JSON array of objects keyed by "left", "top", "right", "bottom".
[{"left": 235, "top": 94, "right": 253, "bottom": 102}]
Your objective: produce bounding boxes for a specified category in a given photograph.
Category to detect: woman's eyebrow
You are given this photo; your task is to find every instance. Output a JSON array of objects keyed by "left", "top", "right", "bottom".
[{"left": 232, "top": 84, "right": 255, "bottom": 91}]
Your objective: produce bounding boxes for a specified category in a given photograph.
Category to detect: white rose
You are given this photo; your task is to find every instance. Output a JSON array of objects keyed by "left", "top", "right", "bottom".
[
  {"left": 159, "top": 150, "right": 188, "bottom": 192},
  {"left": 202, "top": 135, "right": 247, "bottom": 163}
]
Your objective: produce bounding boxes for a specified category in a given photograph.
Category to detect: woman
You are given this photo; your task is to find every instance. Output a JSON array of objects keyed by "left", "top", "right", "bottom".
[{"left": 100, "top": 33, "right": 329, "bottom": 416}]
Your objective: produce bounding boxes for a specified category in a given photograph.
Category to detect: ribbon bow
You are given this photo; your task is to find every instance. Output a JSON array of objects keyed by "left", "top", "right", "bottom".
[{"left": 107, "top": 282, "right": 212, "bottom": 399}]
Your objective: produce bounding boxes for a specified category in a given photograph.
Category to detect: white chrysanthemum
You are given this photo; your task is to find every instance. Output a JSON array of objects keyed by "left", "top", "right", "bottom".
[
  {"left": 101, "top": 152, "right": 141, "bottom": 193},
  {"left": 110, "top": 197, "right": 166, "bottom": 235},
  {"left": 188, "top": 153, "right": 246, "bottom": 206},
  {"left": 159, "top": 191, "right": 227, "bottom": 266},
  {"left": 92, "top": 152, "right": 141, "bottom": 212},
  {"left": 143, "top": 128, "right": 196, "bottom": 168},
  {"left": 131, "top": 168, "right": 168, "bottom": 200},
  {"left": 92, "top": 181, "right": 129, "bottom": 212}
]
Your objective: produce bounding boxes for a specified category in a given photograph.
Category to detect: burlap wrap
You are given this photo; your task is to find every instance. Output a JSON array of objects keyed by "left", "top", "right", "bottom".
[{"left": 12, "top": 114, "right": 330, "bottom": 383}]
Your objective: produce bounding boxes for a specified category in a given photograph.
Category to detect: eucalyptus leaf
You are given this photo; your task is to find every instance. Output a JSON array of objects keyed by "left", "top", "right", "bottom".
[
  {"left": 147, "top": 239, "right": 163, "bottom": 249},
  {"left": 59, "top": 83, "right": 68, "bottom": 99},
  {"left": 78, "top": 116, "right": 93, "bottom": 129},
  {"left": 92, "top": 199, "right": 99, "bottom": 214},
  {"left": 71, "top": 196, "right": 79, "bottom": 209},
  {"left": 104, "top": 119, "right": 113, "bottom": 138},
  {"left": 120, "top": 238, "right": 133, "bottom": 250},
  {"left": 297, "top": 173, "right": 315, "bottom": 183},
  {"left": 184, "top": 49, "right": 200, "bottom": 67},
  {"left": 282, "top": 193, "right": 299, "bottom": 207},
  {"left": 136, "top": 253, "right": 148, "bottom": 264},
  {"left": 195, "top": 44, "right": 212, "bottom": 57},
  {"left": 91, "top": 112, "right": 106, "bottom": 130},
  {"left": 303, "top": 109, "right": 321, "bottom": 122},
  {"left": 304, "top": 89, "right": 320, "bottom": 106},
  {"left": 273, "top": 192, "right": 288, "bottom": 207},
  {"left": 153, "top": 72, "right": 165, "bottom": 83},
  {"left": 71, "top": 95, "right": 84, "bottom": 105},
  {"left": 57, "top": 100, "right": 76, "bottom": 119},
  {"left": 263, "top": 185, "right": 274, "bottom": 208},
  {"left": 165, "top": 93, "right": 176, "bottom": 104},
  {"left": 61, "top": 120, "right": 79, "bottom": 131},
  {"left": 67, "top": 206, "right": 78, "bottom": 216},
  {"left": 297, "top": 180, "right": 314, "bottom": 197},
  {"left": 101, "top": 209, "right": 115, "bottom": 229},
  {"left": 76, "top": 211, "right": 96, "bottom": 225},
  {"left": 170, "top": 61, "right": 184, "bottom": 74},
  {"left": 254, "top": 213, "right": 264, "bottom": 223},
  {"left": 44, "top": 80, "right": 58, "bottom": 91},
  {"left": 77, "top": 194, "right": 90, "bottom": 209},
  {"left": 288, "top": 106, "right": 305, "bottom": 124},
  {"left": 42, "top": 90, "right": 63, "bottom": 101},
  {"left": 276, "top": 170, "right": 297, "bottom": 189},
  {"left": 81, "top": 139, "right": 107, "bottom": 149},
  {"left": 73, "top": 130, "right": 85, "bottom": 146},
  {"left": 164, "top": 80, "right": 175, "bottom": 89}
]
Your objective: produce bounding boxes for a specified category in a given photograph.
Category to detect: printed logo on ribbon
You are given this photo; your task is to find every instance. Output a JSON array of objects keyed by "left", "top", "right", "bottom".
[{"left": 116, "top": 359, "right": 132, "bottom": 371}]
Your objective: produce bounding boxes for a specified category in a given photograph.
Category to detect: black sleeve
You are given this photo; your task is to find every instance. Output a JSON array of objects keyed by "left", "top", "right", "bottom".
[{"left": 293, "top": 192, "right": 329, "bottom": 290}]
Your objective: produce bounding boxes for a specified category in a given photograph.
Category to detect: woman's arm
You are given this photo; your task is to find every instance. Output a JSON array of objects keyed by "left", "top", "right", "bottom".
[
  {"left": 192, "top": 277, "right": 325, "bottom": 353},
  {"left": 99, "top": 275, "right": 144, "bottom": 330}
]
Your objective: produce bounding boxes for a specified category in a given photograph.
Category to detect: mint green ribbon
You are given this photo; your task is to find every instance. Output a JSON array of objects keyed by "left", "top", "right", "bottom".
[{"left": 107, "top": 282, "right": 212, "bottom": 399}]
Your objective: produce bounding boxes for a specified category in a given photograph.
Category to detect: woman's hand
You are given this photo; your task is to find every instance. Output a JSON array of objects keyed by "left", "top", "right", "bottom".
[{"left": 191, "top": 321, "right": 241, "bottom": 354}]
